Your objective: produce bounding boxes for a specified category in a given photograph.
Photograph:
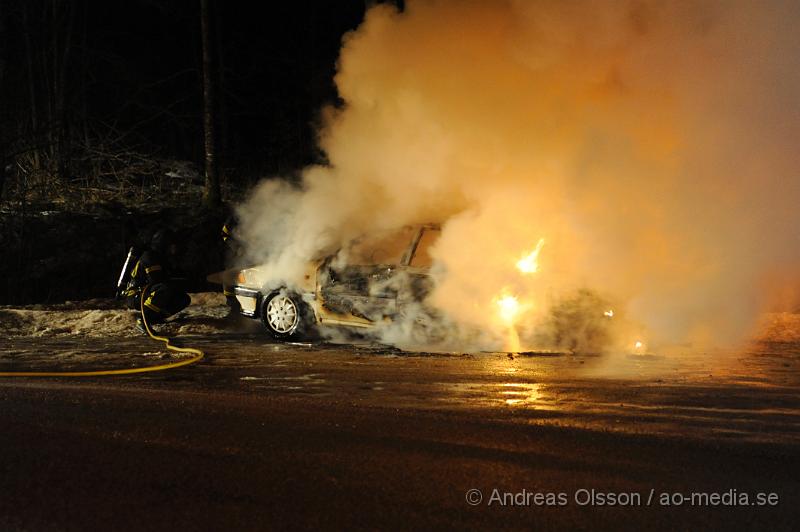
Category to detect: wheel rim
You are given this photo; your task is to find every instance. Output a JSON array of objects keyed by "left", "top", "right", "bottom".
[{"left": 266, "top": 294, "right": 298, "bottom": 333}]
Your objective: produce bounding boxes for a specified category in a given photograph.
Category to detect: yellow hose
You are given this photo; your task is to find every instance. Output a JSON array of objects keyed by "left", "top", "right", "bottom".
[{"left": 0, "top": 284, "right": 204, "bottom": 377}]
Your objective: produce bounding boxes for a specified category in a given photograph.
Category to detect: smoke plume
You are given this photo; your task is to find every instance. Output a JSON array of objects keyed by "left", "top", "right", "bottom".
[{"left": 239, "top": 0, "right": 800, "bottom": 351}]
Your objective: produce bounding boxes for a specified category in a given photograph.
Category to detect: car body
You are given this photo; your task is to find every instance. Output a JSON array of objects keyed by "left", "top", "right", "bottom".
[{"left": 229, "top": 224, "right": 441, "bottom": 338}]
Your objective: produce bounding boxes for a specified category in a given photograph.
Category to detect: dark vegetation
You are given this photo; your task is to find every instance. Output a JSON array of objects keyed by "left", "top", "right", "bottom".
[
  {"left": 0, "top": 200, "right": 226, "bottom": 304},
  {"left": 0, "top": 0, "right": 372, "bottom": 304}
]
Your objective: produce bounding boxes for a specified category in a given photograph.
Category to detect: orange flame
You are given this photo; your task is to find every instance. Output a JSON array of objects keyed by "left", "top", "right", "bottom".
[
  {"left": 496, "top": 292, "right": 520, "bottom": 325},
  {"left": 495, "top": 290, "right": 522, "bottom": 352},
  {"left": 516, "top": 238, "right": 546, "bottom": 274}
]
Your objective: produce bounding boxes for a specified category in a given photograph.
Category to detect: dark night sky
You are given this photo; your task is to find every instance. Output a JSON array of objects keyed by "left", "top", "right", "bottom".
[{"left": 2, "top": 0, "right": 376, "bottom": 179}]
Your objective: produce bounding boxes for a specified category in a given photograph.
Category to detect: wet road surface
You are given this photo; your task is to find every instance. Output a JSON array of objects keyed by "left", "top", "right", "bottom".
[{"left": 1, "top": 331, "right": 799, "bottom": 530}]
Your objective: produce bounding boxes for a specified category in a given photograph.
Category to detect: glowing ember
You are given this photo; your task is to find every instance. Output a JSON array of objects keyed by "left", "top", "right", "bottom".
[
  {"left": 516, "top": 238, "right": 546, "bottom": 274},
  {"left": 604, "top": 309, "right": 614, "bottom": 318}
]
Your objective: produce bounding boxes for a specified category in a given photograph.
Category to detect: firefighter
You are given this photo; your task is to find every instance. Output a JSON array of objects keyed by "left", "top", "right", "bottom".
[
  {"left": 221, "top": 213, "right": 241, "bottom": 253},
  {"left": 221, "top": 213, "right": 242, "bottom": 315},
  {"left": 125, "top": 228, "right": 191, "bottom": 333}
]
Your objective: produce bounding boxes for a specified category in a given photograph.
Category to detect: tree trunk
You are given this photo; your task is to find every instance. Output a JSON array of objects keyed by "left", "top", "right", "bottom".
[
  {"left": 200, "top": 0, "right": 220, "bottom": 209},
  {"left": 214, "top": 1, "right": 228, "bottom": 181},
  {"left": 0, "top": 0, "right": 6, "bottom": 199},
  {"left": 21, "top": 3, "right": 41, "bottom": 170},
  {"left": 55, "top": 0, "right": 75, "bottom": 184}
]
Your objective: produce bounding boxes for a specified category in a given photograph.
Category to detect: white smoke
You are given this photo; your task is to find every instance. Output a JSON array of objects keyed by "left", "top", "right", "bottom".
[{"left": 238, "top": 0, "right": 800, "bottom": 351}]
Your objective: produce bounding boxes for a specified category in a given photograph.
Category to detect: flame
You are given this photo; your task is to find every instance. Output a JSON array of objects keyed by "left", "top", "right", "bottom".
[
  {"left": 516, "top": 238, "right": 546, "bottom": 274},
  {"left": 494, "top": 291, "right": 522, "bottom": 352},
  {"left": 506, "top": 326, "right": 521, "bottom": 353},
  {"left": 604, "top": 309, "right": 614, "bottom": 318},
  {"left": 492, "top": 237, "right": 545, "bottom": 353},
  {"left": 496, "top": 293, "right": 521, "bottom": 325},
  {"left": 634, "top": 340, "right": 644, "bottom": 350}
]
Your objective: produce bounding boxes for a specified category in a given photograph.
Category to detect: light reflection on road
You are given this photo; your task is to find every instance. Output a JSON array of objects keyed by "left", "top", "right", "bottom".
[{"left": 1, "top": 333, "right": 798, "bottom": 446}]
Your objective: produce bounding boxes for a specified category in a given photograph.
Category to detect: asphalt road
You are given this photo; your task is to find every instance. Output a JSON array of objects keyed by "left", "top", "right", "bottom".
[{"left": 1, "top": 333, "right": 799, "bottom": 530}]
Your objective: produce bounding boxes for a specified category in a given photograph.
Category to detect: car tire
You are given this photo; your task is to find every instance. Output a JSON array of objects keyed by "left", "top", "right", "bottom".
[{"left": 260, "top": 289, "right": 312, "bottom": 340}]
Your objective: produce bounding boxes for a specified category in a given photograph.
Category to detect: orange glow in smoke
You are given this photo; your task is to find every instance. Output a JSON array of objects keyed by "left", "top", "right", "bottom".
[
  {"left": 492, "top": 238, "right": 547, "bottom": 352},
  {"left": 516, "top": 238, "right": 546, "bottom": 274},
  {"left": 495, "top": 291, "right": 522, "bottom": 352},
  {"left": 497, "top": 292, "right": 521, "bottom": 325}
]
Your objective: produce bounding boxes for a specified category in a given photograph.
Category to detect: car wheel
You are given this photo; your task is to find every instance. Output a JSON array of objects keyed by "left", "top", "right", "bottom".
[{"left": 261, "top": 290, "right": 310, "bottom": 339}]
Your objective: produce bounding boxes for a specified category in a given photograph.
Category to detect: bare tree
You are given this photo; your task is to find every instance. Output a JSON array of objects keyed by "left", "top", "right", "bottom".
[
  {"left": 0, "top": 0, "right": 6, "bottom": 198},
  {"left": 51, "top": 0, "right": 75, "bottom": 183},
  {"left": 21, "top": 3, "right": 41, "bottom": 170},
  {"left": 200, "top": 0, "right": 220, "bottom": 208}
]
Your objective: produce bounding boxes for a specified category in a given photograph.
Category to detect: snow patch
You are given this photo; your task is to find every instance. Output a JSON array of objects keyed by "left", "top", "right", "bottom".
[{"left": 0, "top": 292, "right": 230, "bottom": 338}]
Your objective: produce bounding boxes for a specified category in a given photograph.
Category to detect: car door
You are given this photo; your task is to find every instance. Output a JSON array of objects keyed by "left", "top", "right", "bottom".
[{"left": 400, "top": 224, "right": 439, "bottom": 304}]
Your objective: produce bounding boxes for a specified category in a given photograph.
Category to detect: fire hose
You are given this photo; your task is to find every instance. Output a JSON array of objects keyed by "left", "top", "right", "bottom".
[{"left": 0, "top": 284, "right": 204, "bottom": 377}]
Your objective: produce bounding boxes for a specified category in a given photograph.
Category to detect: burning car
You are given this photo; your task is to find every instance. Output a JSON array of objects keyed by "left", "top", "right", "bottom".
[{"left": 228, "top": 224, "right": 441, "bottom": 339}]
